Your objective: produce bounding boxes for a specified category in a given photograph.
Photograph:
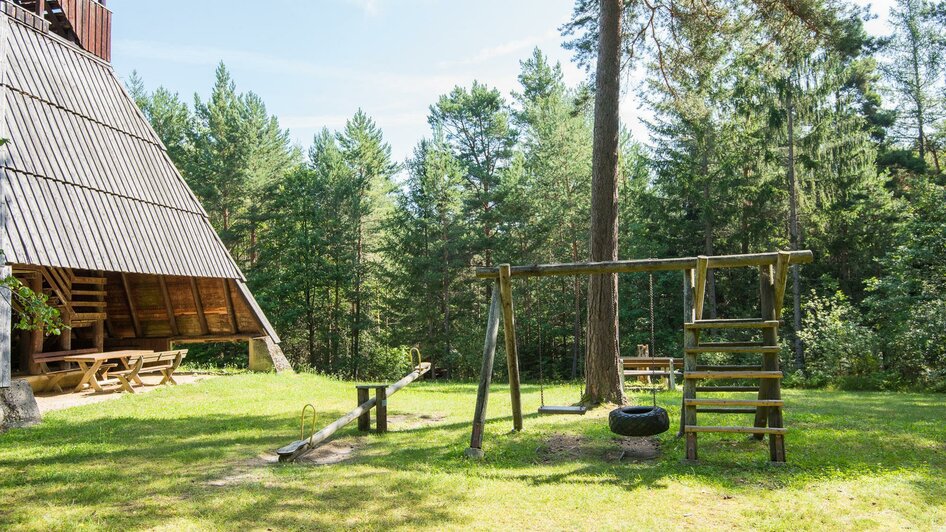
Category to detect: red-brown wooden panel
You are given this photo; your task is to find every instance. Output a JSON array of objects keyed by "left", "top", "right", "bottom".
[{"left": 58, "top": 0, "right": 112, "bottom": 62}]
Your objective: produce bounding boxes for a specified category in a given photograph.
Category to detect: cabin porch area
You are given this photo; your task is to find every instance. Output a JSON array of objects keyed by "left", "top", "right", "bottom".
[{"left": 8, "top": 265, "right": 285, "bottom": 392}]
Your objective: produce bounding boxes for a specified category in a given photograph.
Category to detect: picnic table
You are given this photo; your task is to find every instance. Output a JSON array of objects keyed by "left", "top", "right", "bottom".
[{"left": 64, "top": 350, "right": 153, "bottom": 393}]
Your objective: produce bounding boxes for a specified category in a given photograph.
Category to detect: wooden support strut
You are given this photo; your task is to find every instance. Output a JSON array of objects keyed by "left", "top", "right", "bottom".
[
  {"left": 121, "top": 273, "right": 142, "bottom": 338},
  {"left": 465, "top": 284, "right": 502, "bottom": 459},
  {"left": 158, "top": 276, "right": 179, "bottom": 337},
  {"left": 498, "top": 264, "right": 523, "bottom": 432},
  {"left": 190, "top": 278, "right": 209, "bottom": 336},
  {"left": 223, "top": 279, "right": 238, "bottom": 334}
]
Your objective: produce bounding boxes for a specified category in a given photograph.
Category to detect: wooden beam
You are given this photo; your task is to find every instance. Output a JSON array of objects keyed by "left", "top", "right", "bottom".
[
  {"left": 474, "top": 250, "right": 813, "bottom": 279},
  {"left": 694, "top": 256, "right": 708, "bottom": 321},
  {"left": 27, "top": 274, "right": 44, "bottom": 374},
  {"left": 223, "top": 279, "right": 238, "bottom": 334},
  {"left": 169, "top": 334, "right": 257, "bottom": 344},
  {"left": 465, "top": 283, "right": 502, "bottom": 458},
  {"left": 190, "top": 278, "right": 209, "bottom": 336},
  {"left": 772, "top": 251, "right": 791, "bottom": 319},
  {"left": 120, "top": 273, "right": 142, "bottom": 337},
  {"left": 92, "top": 271, "right": 105, "bottom": 351},
  {"left": 498, "top": 264, "right": 523, "bottom": 432},
  {"left": 158, "top": 276, "right": 179, "bottom": 337}
]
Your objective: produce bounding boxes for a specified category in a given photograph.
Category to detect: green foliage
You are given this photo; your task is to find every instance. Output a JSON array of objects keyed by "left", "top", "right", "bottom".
[{"left": 791, "top": 291, "right": 883, "bottom": 389}]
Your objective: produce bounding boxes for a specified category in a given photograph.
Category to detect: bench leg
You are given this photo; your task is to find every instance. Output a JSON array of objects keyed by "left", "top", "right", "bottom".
[
  {"left": 46, "top": 375, "right": 65, "bottom": 393},
  {"left": 159, "top": 370, "right": 177, "bottom": 385},
  {"left": 115, "top": 375, "right": 136, "bottom": 393},
  {"left": 668, "top": 367, "right": 676, "bottom": 391}
]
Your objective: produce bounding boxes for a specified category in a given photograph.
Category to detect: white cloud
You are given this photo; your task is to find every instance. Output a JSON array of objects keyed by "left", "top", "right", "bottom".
[
  {"left": 281, "top": 111, "right": 427, "bottom": 130},
  {"left": 114, "top": 39, "right": 459, "bottom": 95},
  {"left": 437, "top": 30, "right": 558, "bottom": 68}
]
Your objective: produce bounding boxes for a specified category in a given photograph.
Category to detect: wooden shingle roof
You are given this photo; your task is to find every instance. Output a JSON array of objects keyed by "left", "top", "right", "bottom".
[{"left": 0, "top": 11, "right": 244, "bottom": 280}]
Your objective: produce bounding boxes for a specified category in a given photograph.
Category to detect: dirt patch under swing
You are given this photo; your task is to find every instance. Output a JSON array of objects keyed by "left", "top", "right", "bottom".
[{"left": 538, "top": 433, "right": 661, "bottom": 463}]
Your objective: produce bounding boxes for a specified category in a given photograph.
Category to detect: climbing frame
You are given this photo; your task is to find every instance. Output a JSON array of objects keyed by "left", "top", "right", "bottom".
[{"left": 680, "top": 251, "right": 792, "bottom": 463}]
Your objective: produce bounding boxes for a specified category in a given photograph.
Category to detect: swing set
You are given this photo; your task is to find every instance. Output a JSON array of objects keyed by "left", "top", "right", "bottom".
[{"left": 464, "top": 250, "right": 812, "bottom": 463}]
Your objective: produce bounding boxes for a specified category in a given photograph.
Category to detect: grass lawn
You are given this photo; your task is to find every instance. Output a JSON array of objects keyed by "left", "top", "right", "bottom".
[{"left": 2, "top": 374, "right": 945, "bottom": 530}]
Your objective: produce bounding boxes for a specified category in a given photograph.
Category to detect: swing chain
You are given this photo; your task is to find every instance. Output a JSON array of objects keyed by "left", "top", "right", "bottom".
[{"left": 648, "top": 273, "right": 658, "bottom": 407}]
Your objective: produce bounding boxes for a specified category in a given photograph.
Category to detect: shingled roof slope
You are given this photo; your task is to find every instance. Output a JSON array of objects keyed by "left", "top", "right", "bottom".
[{"left": 0, "top": 12, "right": 244, "bottom": 280}]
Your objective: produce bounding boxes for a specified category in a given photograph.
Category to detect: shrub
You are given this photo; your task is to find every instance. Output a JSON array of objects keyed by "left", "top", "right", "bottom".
[{"left": 797, "top": 291, "right": 882, "bottom": 389}]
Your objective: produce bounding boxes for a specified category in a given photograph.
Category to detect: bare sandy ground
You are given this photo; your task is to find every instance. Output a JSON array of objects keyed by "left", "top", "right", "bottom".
[{"left": 33, "top": 374, "right": 217, "bottom": 413}]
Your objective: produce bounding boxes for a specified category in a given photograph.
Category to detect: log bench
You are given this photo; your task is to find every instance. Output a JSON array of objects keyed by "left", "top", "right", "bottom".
[
  {"left": 109, "top": 350, "right": 187, "bottom": 393},
  {"left": 620, "top": 357, "right": 683, "bottom": 390},
  {"left": 31, "top": 349, "right": 102, "bottom": 392}
]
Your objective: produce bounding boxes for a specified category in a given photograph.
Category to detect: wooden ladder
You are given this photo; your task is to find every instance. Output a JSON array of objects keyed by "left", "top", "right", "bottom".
[{"left": 681, "top": 253, "right": 791, "bottom": 463}]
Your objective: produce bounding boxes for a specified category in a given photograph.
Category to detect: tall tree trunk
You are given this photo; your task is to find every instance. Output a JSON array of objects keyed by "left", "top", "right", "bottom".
[
  {"left": 700, "top": 137, "right": 717, "bottom": 319},
  {"left": 352, "top": 220, "right": 363, "bottom": 379},
  {"left": 786, "top": 87, "right": 805, "bottom": 373},
  {"left": 584, "top": 0, "right": 625, "bottom": 405},
  {"left": 571, "top": 239, "right": 581, "bottom": 379}
]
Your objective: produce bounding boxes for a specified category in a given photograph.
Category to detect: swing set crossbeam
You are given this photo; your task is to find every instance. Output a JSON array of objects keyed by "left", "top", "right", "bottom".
[{"left": 474, "top": 250, "right": 812, "bottom": 279}]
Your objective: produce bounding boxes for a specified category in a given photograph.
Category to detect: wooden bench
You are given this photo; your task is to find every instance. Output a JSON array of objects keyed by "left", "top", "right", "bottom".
[
  {"left": 620, "top": 356, "right": 683, "bottom": 390},
  {"left": 31, "top": 348, "right": 104, "bottom": 392},
  {"left": 109, "top": 350, "right": 187, "bottom": 393}
]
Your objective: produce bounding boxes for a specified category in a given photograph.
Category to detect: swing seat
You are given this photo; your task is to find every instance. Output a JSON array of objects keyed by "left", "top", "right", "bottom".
[{"left": 538, "top": 405, "right": 587, "bottom": 415}]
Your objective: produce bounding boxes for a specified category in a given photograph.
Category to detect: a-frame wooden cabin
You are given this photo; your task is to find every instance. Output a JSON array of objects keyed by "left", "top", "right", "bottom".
[{"left": 0, "top": 0, "right": 288, "bottom": 388}]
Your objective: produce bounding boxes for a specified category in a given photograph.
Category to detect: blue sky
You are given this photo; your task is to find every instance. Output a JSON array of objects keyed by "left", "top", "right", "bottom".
[{"left": 109, "top": 0, "right": 894, "bottom": 163}]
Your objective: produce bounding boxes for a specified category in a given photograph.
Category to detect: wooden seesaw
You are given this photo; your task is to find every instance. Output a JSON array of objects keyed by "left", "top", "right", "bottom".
[{"left": 276, "top": 348, "right": 431, "bottom": 463}]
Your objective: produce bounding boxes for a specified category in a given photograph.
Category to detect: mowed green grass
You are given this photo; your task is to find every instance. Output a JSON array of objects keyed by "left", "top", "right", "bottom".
[{"left": 1, "top": 374, "right": 945, "bottom": 530}]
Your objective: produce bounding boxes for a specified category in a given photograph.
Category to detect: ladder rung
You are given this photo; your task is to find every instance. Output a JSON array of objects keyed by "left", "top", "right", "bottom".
[
  {"left": 694, "top": 365, "right": 762, "bottom": 371},
  {"left": 696, "top": 341, "right": 766, "bottom": 348},
  {"left": 685, "top": 371, "right": 782, "bottom": 379},
  {"left": 696, "top": 386, "right": 761, "bottom": 392},
  {"left": 685, "top": 399, "right": 783, "bottom": 407},
  {"left": 694, "top": 408, "right": 758, "bottom": 414},
  {"left": 685, "top": 346, "right": 780, "bottom": 354},
  {"left": 71, "top": 301, "right": 106, "bottom": 308},
  {"left": 623, "top": 370, "right": 673, "bottom": 376},
  {"left": 684, "top": 425, "right": 787, "bottom": 435},
  {"left": 685, "top": 319, "right": 780, "bottom": 330}
]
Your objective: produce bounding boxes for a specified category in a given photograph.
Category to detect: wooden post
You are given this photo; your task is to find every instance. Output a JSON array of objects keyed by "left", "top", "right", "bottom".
[
  {"left": 683, "top": 269, "right": 698, "bottom": 460},
  {"left": 772, "top": 251, "right": 791, "bottom": 319},
  {"left": 27, "top": 274, "right": 44, "bottom": 374},
  {"left": 465, "top": 283, "right": 502, "bottom": 458},
  {"left": 678, "top": 269, "right": 693, "bottom": 437},
  {"left": 92, "top": 271, "right": 105, "bottom": 351},
  {"left": 376, "top": 386, "right": 387, "bottom": 434},
  {"left": 357, "top": 387, "right": 370, "bottom": 431},
  {"left": 498, "top": 264, "right": 523, "bottom": 432},
  {"left": 756, "top": 265, "right": 786, "bottom": 462},
  {"left": 694, "top": 256, "right": 708, "bottom": 321},
  {"left": 59, "top": 272, "right": 72, "bottom": 351}
]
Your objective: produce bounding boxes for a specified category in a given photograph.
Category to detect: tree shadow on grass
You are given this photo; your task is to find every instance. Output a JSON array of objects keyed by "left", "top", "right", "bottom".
[{"left": 0, "top": 411, "right": 469, "bottom": 529}]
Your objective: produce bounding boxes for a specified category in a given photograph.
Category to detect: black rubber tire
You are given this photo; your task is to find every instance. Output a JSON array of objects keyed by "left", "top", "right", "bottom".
[{"left": 608, "top": 406, "right": 670, "bottom": 437}]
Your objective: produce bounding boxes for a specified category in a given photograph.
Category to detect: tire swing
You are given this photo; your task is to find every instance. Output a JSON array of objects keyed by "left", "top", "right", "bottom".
[{"left": 609, "top": 274, "right": 670, "bottom": 437}]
